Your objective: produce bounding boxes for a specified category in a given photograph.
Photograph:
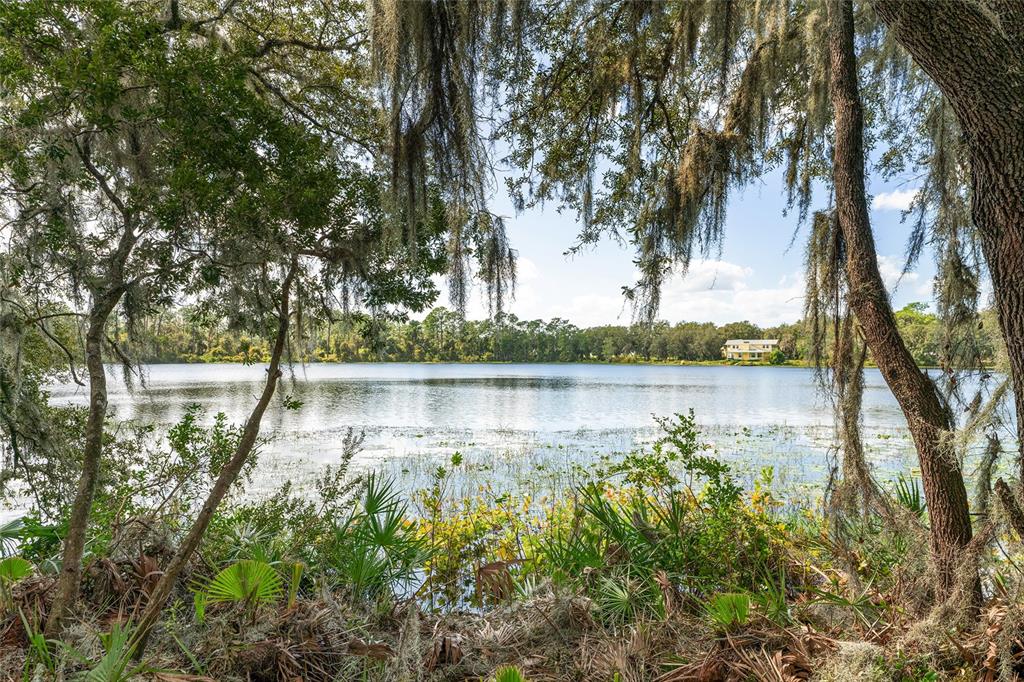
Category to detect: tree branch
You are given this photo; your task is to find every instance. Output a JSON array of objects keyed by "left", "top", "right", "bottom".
[
  {"left": 74, "top": 137, "right": 128, "bottom": 220},
  {"left": 871, "top": 0, "right": 1022, "bottom": 128}
]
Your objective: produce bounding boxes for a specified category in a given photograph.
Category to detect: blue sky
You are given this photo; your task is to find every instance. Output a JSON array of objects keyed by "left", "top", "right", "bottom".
[{"left": 445, "top": 166, "right": 935, "bottom": 327}]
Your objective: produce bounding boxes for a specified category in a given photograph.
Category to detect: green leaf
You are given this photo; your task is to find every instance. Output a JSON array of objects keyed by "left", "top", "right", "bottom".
[
  {"left": 0, "top": 557, "right": 32, "bottom": 583},
  {"left": 0, "top": 517, "right": 24, "bottom": 554},
  {"left": 287, "top": 562, "right": 303, "bottom": 609},
  {"left": 705, "top": 592, "right": 750, "bottom": 631},
  {"left": 204, "top": 560, "right": 282, "bottom": 605},
  {"left": 492, "top": 666, "right": 528, "bottom": 682},
  {"left": 83, "top": 621, "right": 144, "bottom": 682},
  {"left": 193, "top": 592, "right": 207, "bottom": 624}
]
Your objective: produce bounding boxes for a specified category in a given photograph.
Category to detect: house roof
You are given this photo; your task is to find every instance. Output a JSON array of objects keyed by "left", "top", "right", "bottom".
[{"left": 724, "top": 339, "right": 779, "bottom": 345}]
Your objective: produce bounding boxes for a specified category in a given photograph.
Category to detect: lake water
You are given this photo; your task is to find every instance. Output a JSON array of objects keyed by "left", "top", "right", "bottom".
[{"left": 47, "top": 363, "right": 1005, "bottom": 502}]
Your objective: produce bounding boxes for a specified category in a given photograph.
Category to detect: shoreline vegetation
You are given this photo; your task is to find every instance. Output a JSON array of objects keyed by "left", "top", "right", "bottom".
[
  {"left": 121, "top": 303, "right": 997, "bottom": 369},
  {"left": 134, "top": 358, "right": 957, "bottom": 372},
  {"left": 139, "top": 357, "right": 812, "bottom": 367},
  {"left": 2, "top": 410, "right": 1015, "bottom": 681}
]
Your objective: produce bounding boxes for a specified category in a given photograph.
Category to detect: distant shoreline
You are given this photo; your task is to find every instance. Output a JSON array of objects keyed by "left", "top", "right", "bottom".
[
  {"left": 131, "top": 358, "right": 946, "bottom": 370},
  {"left": 137, "top": 358, "right": 808, "bottom": 366}
]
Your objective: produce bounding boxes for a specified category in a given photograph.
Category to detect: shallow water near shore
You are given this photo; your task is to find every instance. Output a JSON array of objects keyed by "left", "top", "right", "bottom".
[{"left": 45, "top": 362, "right": 1011, "bottom": 504}]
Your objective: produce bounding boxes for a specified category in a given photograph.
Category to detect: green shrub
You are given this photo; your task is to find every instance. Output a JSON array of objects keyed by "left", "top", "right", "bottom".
[
  {"left": 201, "top": 429, "right": 364, "bottom": 571},
  {"left": 492, "top": 666, "right": 529, "bottom": 682},
  {"left": 330, "top": 473, "right": 425, "bottom": 602},
  {"left": 193, "top": 559, "right": 282, "bottom": 623},
  {"left": 77, "top": 622, "right": 147, "bottom": 682},
  {"left": 532, "top": 414, "right": 779, "bottom": 613},
  {"left": 705, "top": 592, "right": 750, "bottom": 631}
]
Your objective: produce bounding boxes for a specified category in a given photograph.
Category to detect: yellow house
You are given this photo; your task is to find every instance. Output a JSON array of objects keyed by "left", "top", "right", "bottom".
[{"left": 722, "top": 339, "right": 779, "bottom": 362}]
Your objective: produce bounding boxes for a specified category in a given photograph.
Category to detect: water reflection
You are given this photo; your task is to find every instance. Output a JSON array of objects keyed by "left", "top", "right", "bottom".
[{"left": 46, "top": 363, "right": 997, "bottom": 498}]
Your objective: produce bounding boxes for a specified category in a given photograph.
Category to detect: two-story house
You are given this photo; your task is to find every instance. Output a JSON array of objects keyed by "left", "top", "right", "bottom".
[{"left": 722, "top": 339, "right": 779, "bottom": 362}]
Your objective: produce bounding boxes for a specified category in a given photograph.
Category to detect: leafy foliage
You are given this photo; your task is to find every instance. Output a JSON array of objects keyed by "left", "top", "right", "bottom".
[
  {"left": 893, "top": 473, "right": 926, "bottom": 518},
  {"left": 0, "top": 556, "right": 32, "bottom": 584},
  {"left": 127, "top": 303, "right": 986, "bottom": 367},
  {"left": 202, "top": 560, "right": 283, "bottom": 606},
  {"left": 533, "top": 414, "right": 781, "bottom": 623},
  {"left": 705, "top": 592, "right": 751, "bottom": 631},
  {"left": 331, "top": 473, "right": 425, "bottom": 602},
  {"left": 80, "top": 622, "right": 145, "bottom": 682},
  {"left": 0, "top": 517, "right": 23, "bottom": 555}
]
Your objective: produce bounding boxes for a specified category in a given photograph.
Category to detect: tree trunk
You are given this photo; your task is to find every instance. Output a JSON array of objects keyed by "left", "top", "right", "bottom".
[
  {"left": 129, "top": 259, "right": 298, "bottom": 658},
  {"left": 831, "top": 316, "right": 889, "bottom": 519},
  {"left": 974, "top": 433, "right": 1001, "bottom": 520},
  {"left": 828, "top": 0, "right": 974, "bottom": 599},
  {"left": 871, "top": 0, "right": 1024, "bottom": 484},
  {"left": 45, "top": 300, "right": 118, "bottom": 637}
]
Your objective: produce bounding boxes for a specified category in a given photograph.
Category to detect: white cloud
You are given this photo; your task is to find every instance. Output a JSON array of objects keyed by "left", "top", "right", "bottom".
[
  {"left": 876, "top": 254, "right": 932, "bottom": 297},
  {"left": 515, "top": 256, "right": 540, "bottom": 281},
  {"left": 541, "top": 262, "right": 805, "bottom": 326},
  {"left": 655, "top": 268, "right": 805, "bottom": 325},
  {"left": 424, "top": 254, "right": 942, "bottom": 327},
  {"left": 675, "top": 260, "right": 753, "bottom": 292},
  {"left": 546, "top": 293, "right": 631, "bottom": 327},
  {"left": 443, "top": 258, "right": 806, "bottom": 326},
  {"left": 872, "top": 189, "right": 918, "bottom": 212}
]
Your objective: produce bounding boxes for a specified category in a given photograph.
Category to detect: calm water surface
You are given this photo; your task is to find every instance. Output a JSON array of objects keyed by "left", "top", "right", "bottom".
[{"left": 47, "top": 363, "right": 991, "bottom": 500}]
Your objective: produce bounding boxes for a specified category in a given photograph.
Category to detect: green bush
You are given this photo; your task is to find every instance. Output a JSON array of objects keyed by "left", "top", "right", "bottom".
[
  {"left": 705, "top": 592, "right": 750, "bottom": 631},
  {"left": 532, "top": 413, "right": 781, "bottom": 620},
  {"left": 330, "top": 473, "right": 426, "bottom": 602}
]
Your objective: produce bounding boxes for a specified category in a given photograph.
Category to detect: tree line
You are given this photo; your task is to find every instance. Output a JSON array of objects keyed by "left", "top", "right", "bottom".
[{"left": 123, "top": 302, "right": 1000, "bottom": 367}]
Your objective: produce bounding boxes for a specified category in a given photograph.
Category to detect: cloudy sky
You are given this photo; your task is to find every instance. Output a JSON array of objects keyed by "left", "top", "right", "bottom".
[{"left": 441, "top": 166, "right": 935, "bottom": 327}]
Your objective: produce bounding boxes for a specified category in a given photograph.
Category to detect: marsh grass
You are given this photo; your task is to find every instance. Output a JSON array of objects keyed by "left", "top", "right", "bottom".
[{"left": 0, "top": 411, "right": 1019, "bottom": 680}]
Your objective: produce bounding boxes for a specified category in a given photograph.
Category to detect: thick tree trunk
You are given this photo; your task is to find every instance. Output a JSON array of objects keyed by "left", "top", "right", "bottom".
[
  {"left": 129, "top": 260, "right": 298, "bottom": 658},
  {"left": 828, "top": 0, "right": 974, "bottom": 599},
  {"left": 971, "top": 141, "right": 1024, "bottom": 484},
  {"left": 45, "top": 301, "right": 118, "bottom": 637},
  {"left": 872, "top": 0, "right": 1024, "bottom": 483}
]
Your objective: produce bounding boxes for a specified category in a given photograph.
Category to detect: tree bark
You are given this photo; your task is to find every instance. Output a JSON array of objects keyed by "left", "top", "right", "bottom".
[
  {"left": 44, "top": 297, "right": 120, "bottom": 637},
  {"left": 872, "top": 0, "right": 1024, "bottom": 484},
  {"left": 974, "top": 433, "right": 1001, "bottom": 520},
  {"left": 128, "top": 258, "right": 298, "bottom": 658},
  {"left": 994, "top": 478, "right": 1024, "bottom": 541},
  {"left": 828, "top": 0, "right": 974, "bottom": 599}
]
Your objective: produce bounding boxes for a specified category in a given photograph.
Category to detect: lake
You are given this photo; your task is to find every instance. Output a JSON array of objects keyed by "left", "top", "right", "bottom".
[{"left": 47, "top": 363, "right": 1003, "bottom": 502}]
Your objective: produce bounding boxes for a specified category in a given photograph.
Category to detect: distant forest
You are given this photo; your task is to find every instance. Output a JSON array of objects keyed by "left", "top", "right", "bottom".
[{"left": 125, "top": 303, "right": 999, "bottom": 366}]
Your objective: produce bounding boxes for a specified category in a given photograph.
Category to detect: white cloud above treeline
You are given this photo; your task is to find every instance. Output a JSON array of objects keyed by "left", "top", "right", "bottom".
[
  {"left": 872, "top": 189, "right": 918, "bottom": 211},
  {"left": 430, "top": 256, "right": 932, "bottom": 328}
]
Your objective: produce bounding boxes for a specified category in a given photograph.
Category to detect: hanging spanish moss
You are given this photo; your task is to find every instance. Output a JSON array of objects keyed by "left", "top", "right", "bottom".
[
  {"left": 369, "top": 1, "right": 838, "bottom": 323},
  {"left": 366, "top": 0, "right": 527, "bottom": 316},
  {"left": 473, "top": 213, "right": 517, "bottom": 317},
  {"left": 903, "top": 97, "right": 986, "bottom": 408},
  {"left": 973, "top": 432, "right": 1003, "bottom": 521},
  {"left": 805, "top": 208, "right": 890, "bottom": 518},
  {"left": 804, "top": 209, "right": 844, "bottom": 376},
  {"left": 445, "top": 213, "right": 471, "bottom": 315},
  {"left": 863, "top": 28, "right": 991, "bottom": 409},
  {"left": 832, "top": 313, "right": 893, "bottom": 518}
]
